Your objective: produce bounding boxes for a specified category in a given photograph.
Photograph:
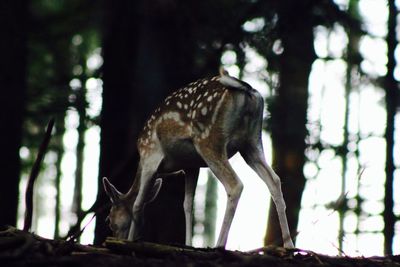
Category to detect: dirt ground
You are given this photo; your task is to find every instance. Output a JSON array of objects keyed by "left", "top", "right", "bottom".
[{"left": 1, "top": 227, "right": 399, "bottom": 267}]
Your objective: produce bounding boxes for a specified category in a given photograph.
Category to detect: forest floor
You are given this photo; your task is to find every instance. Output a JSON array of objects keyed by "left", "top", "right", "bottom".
[{"left": 1, "top": 227, "right": 399, "bottom": 267}]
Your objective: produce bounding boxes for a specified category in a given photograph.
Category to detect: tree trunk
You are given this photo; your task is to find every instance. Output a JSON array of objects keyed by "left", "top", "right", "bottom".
[
  {"left": 94, "top": 0, "right": 140, "bottom": 244},
  {"left": 204, "top": 171, "right": 218, "bottom": 246},
  {"left": 383, "top": 0, "right": 397, "bottom": 255},
  {"left": 95, "top": 0, "right": 199, "bottom": 245},
  {"left": 0, "top": 0, "right": 27, "bottom": 228},
  {"left": 72, "top": 86, "right": 86, "bottom": 241},
  {"left": 53, "top": 119, "right": 65, "bottom": 239},
  {"left": 265, "top": 1, "right": 315, "bottom": 246}
]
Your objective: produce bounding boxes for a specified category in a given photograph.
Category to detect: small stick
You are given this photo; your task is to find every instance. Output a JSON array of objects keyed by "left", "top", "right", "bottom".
[{"left": 23, "top": 118, "right": 55, "bottom": 232}]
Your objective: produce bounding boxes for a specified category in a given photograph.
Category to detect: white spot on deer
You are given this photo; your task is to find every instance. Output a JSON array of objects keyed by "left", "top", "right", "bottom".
[
  {"left": 160, "top": 111, "right": 185, "bottom": 126},
  {"left": 213, "top": 92, "right": 219, "bottom": 98},
  {"left": 204, "top": 91, "right": 209, "bottom": 97},
  {"left": 196, "top": 94, "right": 201, "bottom": 101},
  {"left": 192, "top": 110, "right": 196, "bottom": 118},
  {"left": 201, "top": 107, "right": 208, "bottom": 116},
  {"left": 207, "top": 96, "right": 213, "bottom": 102},
  {"left": 166, "top": 101, "right": 170, "bottom": 105},
  {"left": 177, "top": 102, "right": 182, "bottom": 109},
  {"left": 184, "top": 104, "right": 188, "bottom": 110},
  {"left": 197, "top": 122, "right": 205, "bottom": 131},
  {"left": 211, "top": 90, "right": 227, "bottom": 124},
  {"left": 202, "top": 80, "right": 208, "bottom": 85},
  {"left": 197, "top": 102, "right": 203, "bottom": 108},
  {"left": 190, "top": 100, "right": 194, "bottom": 107},
  {"left": 201, "top": 128, "right": 210, "bottom": 139}
]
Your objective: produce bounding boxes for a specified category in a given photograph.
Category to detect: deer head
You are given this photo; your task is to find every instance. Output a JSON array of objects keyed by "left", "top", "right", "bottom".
[{"left": 102, "top": 177, "right": 162, "bottom": 240}]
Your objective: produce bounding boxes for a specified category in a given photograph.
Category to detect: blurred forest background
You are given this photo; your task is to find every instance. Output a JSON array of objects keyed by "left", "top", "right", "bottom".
[{"left": 1, "top": 0, "right": 399, "bottom": 256}]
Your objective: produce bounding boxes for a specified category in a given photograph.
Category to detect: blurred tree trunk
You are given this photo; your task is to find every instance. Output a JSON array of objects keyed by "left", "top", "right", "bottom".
[
  {"left": 339, "top": 0, "right": 361, "bottom": 253},
  {"left": 383, "top": 0, "right": 397, "bottom": 255},
  {"left": 71, "top": 42, "right": 89, "bottom": 240},
  {"left": 72, "top": 86, "right": 86, "bottom": 241},
  {"left": 53, "top": 119, "right": 65, "bottom": 239},
  {"left": 204, "top": 172, "right": 218, "bottom": 247},
  {"left": 0, "top": 0, "right": 28, "bottom": 228},
  {"left": 95, "top": 0, "right": 202, "bottom": 245},
  {"left": 265, "top": 1, "right": 315, "bottom": 246}
]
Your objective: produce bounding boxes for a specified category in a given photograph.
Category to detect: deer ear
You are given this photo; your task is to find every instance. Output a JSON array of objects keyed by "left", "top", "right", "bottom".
[
  {"left": 146, "top": 178, "right": 162, "bottom": 203},
  {"left": 103, "top": 177, "right": 122, "bottom": 204}
]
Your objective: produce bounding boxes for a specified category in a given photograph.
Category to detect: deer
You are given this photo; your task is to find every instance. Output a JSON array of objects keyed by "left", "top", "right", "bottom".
[{"left": 102, "top": 68, "right": 295, "bottom": 248}]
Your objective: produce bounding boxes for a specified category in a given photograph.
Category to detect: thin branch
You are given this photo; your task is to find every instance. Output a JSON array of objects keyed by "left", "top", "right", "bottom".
[{"left": 23, "top": 118, "right": 55, "bottom": 232}]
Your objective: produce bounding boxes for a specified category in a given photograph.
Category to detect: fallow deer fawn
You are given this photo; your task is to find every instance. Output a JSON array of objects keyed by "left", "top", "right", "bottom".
[{"left": 103, "top": 69, "right": 294, "bottom": 248}]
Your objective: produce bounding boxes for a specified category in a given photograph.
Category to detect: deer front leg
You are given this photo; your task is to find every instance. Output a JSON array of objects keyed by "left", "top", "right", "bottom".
[
  {"left": 129, "top": 154, "right": 163, "bottom": 241},
  {"left": 183, "top": 168, "right": 199, "bottom": 246}
]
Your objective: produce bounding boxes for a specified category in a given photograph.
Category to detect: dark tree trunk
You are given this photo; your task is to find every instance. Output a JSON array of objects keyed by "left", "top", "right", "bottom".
[
  {"left": 383, "top": 0, "right": 397, "bottom": 256},
  {"left": 0, "top": 0, "right": 27, "bottom": 228},
  {"left": 94, "top": 0, "right": 141, "bottom": 244},
  {"left": 265, "top": 1, "right": 315, "bottom": 246},
  {"left": 95, "top": 0, "right": 199, "bottom": 245}
]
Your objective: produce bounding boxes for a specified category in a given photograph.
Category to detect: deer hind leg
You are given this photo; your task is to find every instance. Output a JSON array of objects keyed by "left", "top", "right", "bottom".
[
  {"left": 241, "top": 142, "right": 295, "bottom": 248},
  {"left": 183, "top": 168, "right": 199, "bottom": 246},
  {"left": 194, "top": 143, "right": 243, "bottom": 247},
  {"left": 128, "top": 151, "right": 164, "bottom": 241}
]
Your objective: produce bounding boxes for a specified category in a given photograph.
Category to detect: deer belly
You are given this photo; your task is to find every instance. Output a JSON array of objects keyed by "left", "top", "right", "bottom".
[
  {"left": 160, "top": 139, "right": 207, "bottom": 171},
  {"left": 226, "top": 139, "right": 243, "bottom": 159}
]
